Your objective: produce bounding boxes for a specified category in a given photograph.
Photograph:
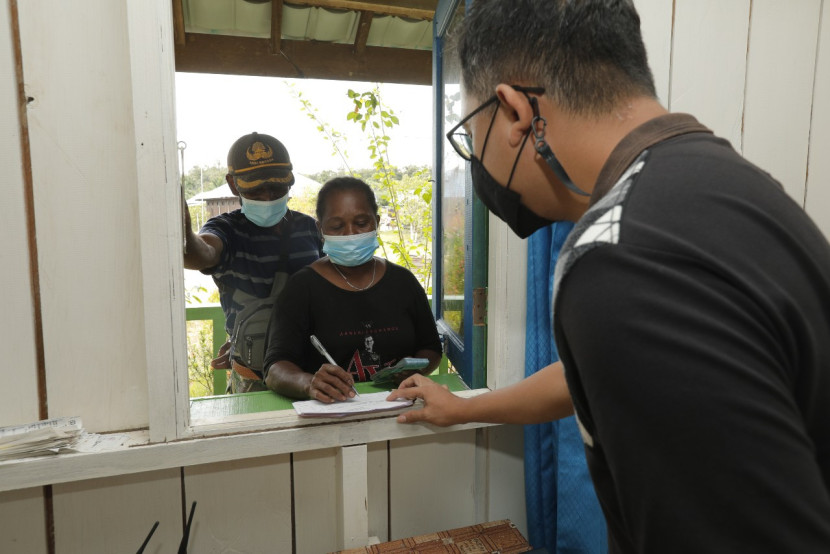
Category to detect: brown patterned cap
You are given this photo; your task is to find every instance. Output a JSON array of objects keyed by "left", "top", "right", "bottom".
[{"left": 227, "top": 132, "right": 294, "bottom": 191}]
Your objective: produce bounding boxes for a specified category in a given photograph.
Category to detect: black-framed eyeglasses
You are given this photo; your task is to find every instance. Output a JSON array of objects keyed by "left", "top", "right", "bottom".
[{"left": 445, "top": 85, "right": 545, "bottom": 161}]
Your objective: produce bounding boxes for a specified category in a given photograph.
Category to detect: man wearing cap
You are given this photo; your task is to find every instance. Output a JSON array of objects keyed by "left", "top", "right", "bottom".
[{"left": 184, "top": 132, "right": 323, "bottom": 392}]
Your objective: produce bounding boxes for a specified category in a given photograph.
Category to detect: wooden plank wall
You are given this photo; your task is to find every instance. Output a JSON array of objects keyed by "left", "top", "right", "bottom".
[
  {"left": 16, "top": 0, "right": 150, "bottom": 434},
  {"left": 1, "top": 0, "right": 828, "bottom": 552},
  {"left": 0, "top": 0, "right": 40, "bottom": 428},
  {"left": 806, "top": 3, "right": 830, "bottom": 238}
]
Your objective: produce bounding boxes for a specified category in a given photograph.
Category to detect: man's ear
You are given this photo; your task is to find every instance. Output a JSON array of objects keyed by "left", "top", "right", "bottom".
[
  {"left": 495, "top": 84, "right": 535, "bottom": 147},
  {"left": 226, "top": 174, "right": 240, "bottom": 197}
]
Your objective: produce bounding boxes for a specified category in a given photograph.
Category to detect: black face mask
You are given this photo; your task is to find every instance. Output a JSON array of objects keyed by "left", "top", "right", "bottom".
[
  {"left": 471, "top": 155, "right": 556, "bottom": 239},
  {"left": 471, "top": 119, "right": 556, "bottom": 239}
]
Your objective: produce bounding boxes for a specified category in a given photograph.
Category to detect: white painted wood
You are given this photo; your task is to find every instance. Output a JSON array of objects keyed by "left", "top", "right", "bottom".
[
  {"left": 338, "top": 444, "right": 370, "bottom": 549},
  {"left": 634, "top": 0, "right": 674, "bottom": 106},
  {"left": 389, "top": 430, "right": 477, "bottom": 540},
  {"left": 0, "top": 487, "right": 48, "bottom": 552},
  {"left": 0, "top": 0, "right": 40, "bottom": 427},
  {"left": 483, "top": 425, "right": 527, "bottom": 538},
  {"left": 742, "top": 0, "right": 822, "bottom": 203},
  {"left": 17, "top": 0, "right": 149, "bottom": 433},
  {"left": 473, "top": 427, "right": 489, "bottom": 524},
  {"left": 294, "top": 447, "right": 339, "bottom": 553},
  {"left": 805, "top": 2, "right": 830, "bottom": 239},
  {"left": 189, "top": 387, "right": 489, "bottom": 436},
  {"left": 53, "top": 468, "right": 181, "bottom": 553},
  {"left": 486, "top": 216, "right": 527, "bottom": 390},
  {"left": 183, "top": 454, "right": 292, "bottom": 552},
  {"left": 126, "top": 0, "right": 190, "bottom": 441},
  {"left": 670, "top": 0, "right": 751, "bottom": 150},
  {"left": 0, "top": 399, "right": 494, "bottom": 494},
  {"left": 367, "top": 440, "right": 389, "bottom": 542}
]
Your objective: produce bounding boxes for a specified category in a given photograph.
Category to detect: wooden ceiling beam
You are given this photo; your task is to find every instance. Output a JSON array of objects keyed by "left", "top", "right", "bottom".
[
  {"left": 270, "top": 0, "right": 284, "bottom": 55},
  {"left": 175, "top": 33, "right": 431, "bottom": 85},
  {"left": 172, "top": 0, "right": 186, "bottom": 46},
  {"left": 353, "top": 11, "right": 373, "bottom": 55},
  {"left": 285, "top": 0, "right": 436, "bottom": 21}
]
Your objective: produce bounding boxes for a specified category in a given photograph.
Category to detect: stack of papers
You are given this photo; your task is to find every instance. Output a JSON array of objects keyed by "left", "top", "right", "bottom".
[
  {"left": 293, "top": 391, "right": 413, "bottom": 418},
  {"left": 0, "top": 416, "right": 84, "bottom": 461}
]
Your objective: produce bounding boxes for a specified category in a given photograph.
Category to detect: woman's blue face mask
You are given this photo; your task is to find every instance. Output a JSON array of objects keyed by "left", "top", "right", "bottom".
[
  {"left": 322, "top": 230, "right": 379, "bottom": 267},
  {"left": 240, "top": 194, "right": 289, "bottom": 227}
]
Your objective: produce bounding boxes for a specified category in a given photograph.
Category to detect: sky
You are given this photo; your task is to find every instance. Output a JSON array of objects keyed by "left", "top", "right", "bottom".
[{"left": 174, "top": 73, "right": 435, "bottom": 177}]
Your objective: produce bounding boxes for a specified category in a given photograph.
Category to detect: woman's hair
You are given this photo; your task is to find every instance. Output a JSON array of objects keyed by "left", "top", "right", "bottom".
[
  {"left": 316, "top": 176, "right": 379, "bottom": 221},
  {"left": 456, "top": 0, "right": 656, "bottom": 116}
]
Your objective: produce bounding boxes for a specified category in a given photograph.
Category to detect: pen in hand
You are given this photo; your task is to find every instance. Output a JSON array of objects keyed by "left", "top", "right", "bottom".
[{"left": 309, "top": 334, "right": 360, "bottom": 397}]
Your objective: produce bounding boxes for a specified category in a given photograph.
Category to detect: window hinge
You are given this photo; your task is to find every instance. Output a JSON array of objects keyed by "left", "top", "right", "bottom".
[{"left": 472, "top": 287, "right": 487, "bottom": 326}]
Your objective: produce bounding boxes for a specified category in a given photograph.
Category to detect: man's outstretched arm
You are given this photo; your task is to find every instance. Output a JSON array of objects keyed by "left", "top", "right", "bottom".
[
  {"left": 182, "top": 203, "right": 223, "bottom": 270},
  {"left": 387, "top": 361, "right": 573, "bottom": 426}
]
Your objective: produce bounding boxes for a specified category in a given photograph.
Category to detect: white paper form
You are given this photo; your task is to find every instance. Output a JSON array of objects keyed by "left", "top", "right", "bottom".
[{"left": 292, "top": 391, "right": 413, "bottom": 418}]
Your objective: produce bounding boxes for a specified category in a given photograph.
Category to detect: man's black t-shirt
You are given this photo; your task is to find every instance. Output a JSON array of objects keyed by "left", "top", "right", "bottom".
[
  {"left": 263, "top": 263, "right": 442, "bottom": 382},
  {"left": 553, "top": 115, "right": 830, "bottom": 552}
]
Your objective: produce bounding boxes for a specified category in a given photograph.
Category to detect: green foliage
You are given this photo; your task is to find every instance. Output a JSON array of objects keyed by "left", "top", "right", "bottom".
[
  {"left": 345, "top": 87, "right": 432, "bottom": 290},
  {"left": 187, "top": 319, "right": 215, "bottom": 397},
  {"left": 441, "top": 229, "right": 466, "bottom": 333},
  {"left": 285, "top": 82, "right": 352, "bottom": 170},
  {"left": 187, "top": 288, "right": 222, "bottom": 397},
  {"left": 288, "top": 185, "right": 319, "bottom": 221},
  {"left": 182, "top": 164, "right": 227, "bottom": 200}
]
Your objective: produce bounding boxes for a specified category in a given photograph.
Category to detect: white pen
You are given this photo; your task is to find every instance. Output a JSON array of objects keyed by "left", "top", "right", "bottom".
[{"left": 310, "top": 334, "right": 360, "bottom": 397}]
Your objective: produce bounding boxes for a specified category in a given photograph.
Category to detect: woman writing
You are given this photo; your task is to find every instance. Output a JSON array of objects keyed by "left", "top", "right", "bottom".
[{"left": 263, "top": 177, "right": 442, "bottom": 401}]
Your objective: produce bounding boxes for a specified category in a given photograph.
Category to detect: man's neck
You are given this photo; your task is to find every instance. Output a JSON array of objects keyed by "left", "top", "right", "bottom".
[{"left": 550, "top": 97, "right": 668, "bottom": 195}]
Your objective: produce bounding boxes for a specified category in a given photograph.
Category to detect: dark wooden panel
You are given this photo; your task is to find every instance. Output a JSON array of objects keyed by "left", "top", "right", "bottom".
[
  {"left": 172, "top": 0, "right": 186, "bottom": 46},
  {"left": 354, "top": 11, "right": 373, "bottom": 55},
  {"left": 174, "top": 34, "right": 431, "bottom": 85},
  {"left": 270, "top": 0, "right": 283, "bottom": 55},
  {"left": 286, "top": 0, "right": 437, "bottom": 20}
]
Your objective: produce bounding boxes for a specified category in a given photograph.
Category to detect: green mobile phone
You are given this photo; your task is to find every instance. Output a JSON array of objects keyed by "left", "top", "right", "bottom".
[{"left": 371, "top": 357, "right": 429, "bottom": 386}]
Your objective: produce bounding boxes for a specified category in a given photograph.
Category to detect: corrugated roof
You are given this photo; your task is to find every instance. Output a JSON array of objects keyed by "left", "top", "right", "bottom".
[{"left": 182, "top": 0, "right": 433, "bottom": 51}]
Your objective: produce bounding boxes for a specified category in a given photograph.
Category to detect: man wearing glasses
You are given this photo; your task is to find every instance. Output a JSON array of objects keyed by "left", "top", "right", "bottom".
[
  {"left": 389, "top": 0, "right": 830, "bottom": 551},
  {"left": 184, "top": 132, "right": 323, "bottom": 392}
]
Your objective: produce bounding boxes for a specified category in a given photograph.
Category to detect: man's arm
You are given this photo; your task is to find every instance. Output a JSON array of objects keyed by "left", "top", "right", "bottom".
[
  {"left": 182, "top": 204, "right": 224, "bottom": 270},
  {"left": 387, "top": 361, "right": 573, "bottom": 426}
]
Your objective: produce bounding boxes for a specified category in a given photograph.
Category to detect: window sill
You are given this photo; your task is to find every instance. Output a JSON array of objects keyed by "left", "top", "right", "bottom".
[{"left": 0, "top": 388, "right": 492, "bottom": 493}]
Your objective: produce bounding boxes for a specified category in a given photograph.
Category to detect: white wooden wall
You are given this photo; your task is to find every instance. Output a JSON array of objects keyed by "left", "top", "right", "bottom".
[
  {"left": 1, "top": 0, "right": 829, "bottom": 552},
  {"left": 16, "top": 0, "right": 150, "bottom": 434},
  {"left": 0, "top": 0, "right": 39, "bottom": 428}
]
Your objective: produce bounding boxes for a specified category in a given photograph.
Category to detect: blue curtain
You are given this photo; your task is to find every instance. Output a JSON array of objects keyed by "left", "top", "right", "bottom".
[{"left": 524, "top": 222, "right": 607, "bottom": 553}]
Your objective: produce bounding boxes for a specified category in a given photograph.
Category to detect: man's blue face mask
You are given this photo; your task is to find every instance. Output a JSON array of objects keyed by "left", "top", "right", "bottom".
[
  {"left": 322, "top": 230, "right": 379, "bottom": 267},
  {"left": 240, "top": 194, "right": 289, "bottom": 227}
]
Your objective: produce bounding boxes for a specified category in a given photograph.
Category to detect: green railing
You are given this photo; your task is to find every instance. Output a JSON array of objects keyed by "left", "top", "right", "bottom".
[
  {"left": 185, "top": 303, "right": 228, "bottom": 395},
  {"left": 186, "top": 299, "right": 454, "bottom": 396}
]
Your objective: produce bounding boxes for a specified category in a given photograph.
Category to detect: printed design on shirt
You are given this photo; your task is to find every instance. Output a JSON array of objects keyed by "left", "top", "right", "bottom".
[
  {"left": 552, "top": 150, "right": 649, "bottom": 448},
  {"left": 342, "top": 322, "right": 400, "bottom": 381},
  {"left": 574, "top": 205, "right": 622, "bottom": 247},
  {"left": 346, "top": 334, "right": 381, "bottom": 381},
  {"left": 553, "top": 151, "right": 648, "bottom": 299}
]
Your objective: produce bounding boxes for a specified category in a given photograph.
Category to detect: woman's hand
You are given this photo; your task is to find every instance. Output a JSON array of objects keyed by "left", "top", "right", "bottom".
[{"left": 308, "top": 363, "right": 357, "bottom": 403}]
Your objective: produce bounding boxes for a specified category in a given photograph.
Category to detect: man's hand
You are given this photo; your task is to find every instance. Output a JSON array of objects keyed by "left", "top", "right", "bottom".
[
  {"left": 210, "top": 340, "right": 232, "bottom": 369},
  {"left": 309, "top": 364, "right": 357, "bottom": 403},
  {"left": 386, "top": 374, "right": 465, "bottom": 426}
]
